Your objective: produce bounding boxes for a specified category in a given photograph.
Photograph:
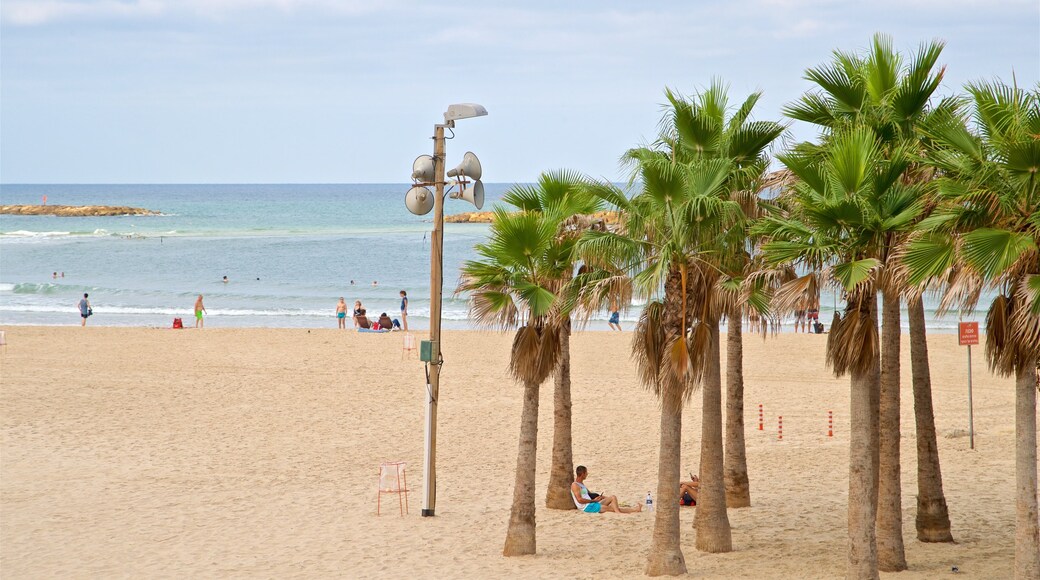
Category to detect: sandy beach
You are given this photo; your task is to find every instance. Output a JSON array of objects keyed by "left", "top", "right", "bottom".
[{"left": 0, "top": 325, "right": 1023, "bottom": 578}]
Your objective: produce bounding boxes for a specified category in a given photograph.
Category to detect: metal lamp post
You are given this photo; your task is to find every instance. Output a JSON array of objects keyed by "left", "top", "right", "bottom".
[{"left": 404, "top": 103, "right": 487, "bottom": 517}]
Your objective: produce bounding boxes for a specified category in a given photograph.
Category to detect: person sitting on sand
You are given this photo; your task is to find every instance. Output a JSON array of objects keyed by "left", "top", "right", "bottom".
[
  {"left": 680, "top": 474, "right": 700, "bottom": 506},
  {"left": 352, "top": 301, "right": 363, "bottom": 328},
  {"left": 355, "top": 308, "right": 371, "bottom": 330},
  {"left": 571, "top": 465, "right": 642, "bottom": 514},
  {"left": 378, "top": 312, "right": 394, "bottom": 330}
]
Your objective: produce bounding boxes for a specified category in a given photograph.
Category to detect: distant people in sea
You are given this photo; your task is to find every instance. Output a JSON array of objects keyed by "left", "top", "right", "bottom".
[
  {"left": 223, "top": 275, "right": 229, "bottom": 284},
  {"left": 61, "top": 272, "right": 64, "bottom": 278},
  {"left": 194, "top": 294, "right": 207, "bottom": 329},
  {"left": 53, "top": 271, "right": 58, "bottom": 279},
  {"left": 350, "top": 280, "right": 355, "bottom": 286},
  {"left": 372, "top": 281, "right": 378, "bottom": 287},
  {"left": 78, "top": 293, "right": 92, "bottom": 327},
  {"left": 336, "top": 297, "right": 347, "bottom": 329},
  {"left": 352, "top": 301, "right": 364, "bottom": 328},
  {"left": 400, "top": 290, "right": 409, "bottom": 331},
  {"left": 608, "top": 297, "right": 622, "bottom": 331}
]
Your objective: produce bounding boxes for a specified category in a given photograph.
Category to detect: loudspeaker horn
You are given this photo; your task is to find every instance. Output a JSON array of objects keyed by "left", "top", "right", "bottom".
[
  {"left": 446, "top": 151, "right": 481, "bottom": 181},
  {"left": 405, "top": 186, "right": 434, "bottom": 215},
  {"left": 411, "top": 155, "right": 435, "bottom": 182},
  {"left": 460, "top": 180, "right": 484, "bottom": 210}
]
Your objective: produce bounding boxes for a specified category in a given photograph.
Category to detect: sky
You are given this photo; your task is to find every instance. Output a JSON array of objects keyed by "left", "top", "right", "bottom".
[{"left": 1, "top": 0, "right": 1037, "bottom": 184}]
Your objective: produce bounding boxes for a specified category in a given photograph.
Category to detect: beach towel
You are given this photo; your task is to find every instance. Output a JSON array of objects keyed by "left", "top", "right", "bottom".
[{"left": 358, "top": 328, "right": 391, "bottom": 334}]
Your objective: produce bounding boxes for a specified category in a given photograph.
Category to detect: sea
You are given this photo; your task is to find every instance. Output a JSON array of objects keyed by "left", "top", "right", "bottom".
[{"left": 1, "top": 184, "right": 980, "bottom": 332}]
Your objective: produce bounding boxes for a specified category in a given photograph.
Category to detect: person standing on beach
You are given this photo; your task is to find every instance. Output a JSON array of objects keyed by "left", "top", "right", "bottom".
[
  {"left": 78, "top": 293, "right": 91, "bottom": 326},
  {"left": 608, "top": 297, "right": 622, "bottom": 331},
  {"left": 336, "top": 297, "right": 347, "bottom": 329},
  {"left": 194, "top": 295, "right": 207, "bottom": 329},
  {"left": 400, "top": 290, "right": 409, "bottom": 331}
]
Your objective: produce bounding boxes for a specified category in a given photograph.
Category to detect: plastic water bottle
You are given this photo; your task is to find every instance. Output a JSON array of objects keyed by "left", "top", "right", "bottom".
[{"left": 645, "top": 492, "right": 654, "bottom": 512}]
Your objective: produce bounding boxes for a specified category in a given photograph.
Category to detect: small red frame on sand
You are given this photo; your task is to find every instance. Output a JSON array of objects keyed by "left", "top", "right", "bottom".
[{"left": 377, "top": 461, "right": 409, "bottom": 516}]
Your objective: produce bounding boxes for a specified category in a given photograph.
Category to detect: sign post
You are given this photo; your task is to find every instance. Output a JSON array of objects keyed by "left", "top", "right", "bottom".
[{"left": 958, "top": 322, "right": 979, "bottom": 449}]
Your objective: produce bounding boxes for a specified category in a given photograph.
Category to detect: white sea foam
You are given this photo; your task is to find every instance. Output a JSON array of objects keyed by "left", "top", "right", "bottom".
[
  {"left": 1, "top": 230, "right": 72, "bottom": 237},
  {"left": 0, "top": 283, "right": 14, "bottom": 292}
]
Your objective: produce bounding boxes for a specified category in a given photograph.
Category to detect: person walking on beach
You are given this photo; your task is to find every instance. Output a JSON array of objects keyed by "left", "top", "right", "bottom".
[
  {"left": 194, "top": 295, "right": 207, "bottom": 329},
  {"left": 608, "top": 297, "right": 622, "bottom": 331},
  {"left": 336, "top": 297, "right": 347, "bottom": 329},
  {"left": 78, "top": 293, "right": 91, "bottom": 326},
  {"left": 400, "top": 290, "right": 409, "bottom": 331}
]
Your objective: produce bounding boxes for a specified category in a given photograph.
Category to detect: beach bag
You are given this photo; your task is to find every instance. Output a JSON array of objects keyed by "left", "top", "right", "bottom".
[
  {"left": 372, "top": 322, "right": 381, "bottom": 330},
  {"left": 172, "top": 318, "right": 183, "bottom": 329}
]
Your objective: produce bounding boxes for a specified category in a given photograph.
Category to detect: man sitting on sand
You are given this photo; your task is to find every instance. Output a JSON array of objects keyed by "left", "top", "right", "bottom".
[
  {"left": 680, "top": 474, "right": 700, "bottom": 506},
  {"left": 571, "top": 465, "right": 641, "bottom": 514}
]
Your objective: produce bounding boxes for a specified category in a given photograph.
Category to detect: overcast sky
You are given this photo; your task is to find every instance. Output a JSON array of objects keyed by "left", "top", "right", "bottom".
[{"left": 1, "top": 0, "right": 1037, "bottom": 184}]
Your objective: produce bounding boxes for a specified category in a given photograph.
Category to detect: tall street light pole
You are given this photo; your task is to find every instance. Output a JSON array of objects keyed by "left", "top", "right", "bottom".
[
  {"left": 406, "top": 103, "right": 487, "bottom": 518},
  {"left": 423, "top": 123, "right": 446, "bottom": 517}
]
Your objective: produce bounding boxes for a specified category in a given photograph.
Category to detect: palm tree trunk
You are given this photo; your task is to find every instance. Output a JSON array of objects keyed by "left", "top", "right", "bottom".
[
  {"left": 1014, "top": 363, "right": 1040, "bottom": 579},
  {"left": 645, "top": 401, "right": 688, "bottom": 576},
  {"left": 546, "top": 319, "right": 576, "bottom": 510},
  {"left": 877, "top": 289, "right": 907, "bottom": 571},
  {"left": 849, "top": 357, "right": 882, "bottom": 580},
  {"left": 908, "top": 296, "right": 953, "bottom": 542},
  {"left": 847, "top": 291, "right": 880, "bottom": 580},
  {"left": 724, "top": 305, "right": 751, "bottom": 507},
  {"left": 503, "top": 378, "right": 540, "bottom": 556},
  {"left": 696, "top": 320, "right": 734, "bottom": 553}
]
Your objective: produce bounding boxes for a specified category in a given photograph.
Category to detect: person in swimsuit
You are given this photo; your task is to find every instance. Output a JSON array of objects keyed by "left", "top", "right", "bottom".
[
  {"left": 608, "top": 297, "right": 622, "bottom": 331},
  {"left": 794, "top": 309, "right": 806, "bottom": 333},
  {"left": 570, "top": 465, "right": 642, "bottom": 514},
  {"left": 336, "top": 297, "right": 347, "bottom": 329},
  {"left": 78, "top": 293, "right": 91, "bottom": 327},
  {"left": 400, "top": 290, "right": 409, "bottom": 331},
  {"left": 194, "top": 294, "right": 207, "bottom": 329},
  {"left": 352, "top": 301, "right": 363, "bottom": 328}
]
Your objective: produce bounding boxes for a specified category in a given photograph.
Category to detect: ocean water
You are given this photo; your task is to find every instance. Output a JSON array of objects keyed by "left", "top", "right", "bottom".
[{"left": 1, "top": 184, "right": 981, "bottom": 332}]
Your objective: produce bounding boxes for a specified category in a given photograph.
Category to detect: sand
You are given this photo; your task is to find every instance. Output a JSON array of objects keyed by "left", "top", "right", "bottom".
[{"left": 0, "top": 325, "right": 1024, "bottom": 578}]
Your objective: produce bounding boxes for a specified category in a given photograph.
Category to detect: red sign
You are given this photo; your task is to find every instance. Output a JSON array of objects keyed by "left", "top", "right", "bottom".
[{"left": 958, "top": 322, "right": 979, "bottom": 346}]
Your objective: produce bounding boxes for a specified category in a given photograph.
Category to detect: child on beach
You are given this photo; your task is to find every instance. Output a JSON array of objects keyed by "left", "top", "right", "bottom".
[
  {"left": 194, "top": 295, "right": 207, "bottom": 329},
  {"left": 336, "top": 298, "right": 347, "bottom": 329}
]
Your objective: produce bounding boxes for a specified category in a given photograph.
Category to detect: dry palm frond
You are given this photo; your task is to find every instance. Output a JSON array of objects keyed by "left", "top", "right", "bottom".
[
  {"left": 759, "top": 168, "right": 797, "bottom": 193},
  {"left": 508, "top": 322, "right": 561, "bottom": 385},
  {"left": 771, "top": 272, "right": 820, "bottom": 314},
  {"left": 826, "top": 288, "right": 879, "bottom": 376}
]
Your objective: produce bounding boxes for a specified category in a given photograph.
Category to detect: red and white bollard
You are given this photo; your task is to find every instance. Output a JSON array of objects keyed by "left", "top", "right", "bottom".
[
  {"left": 828, "top": 410, "right": 833, "bottom": 437},
  {"left": 778, "top": 415, "right": 783, "bottom": 441},
  {"left": 758, "top": 404, "right": 764, "bottom": 431}
]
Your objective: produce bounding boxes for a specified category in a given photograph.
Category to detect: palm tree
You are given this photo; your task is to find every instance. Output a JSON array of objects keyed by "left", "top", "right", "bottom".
[
  {"left": 784, "top": 34, "right": 952, "bottom": 565},
  {"left": 458, "top": 206, "right": 571, "bottom": 556},
  {"left": 758, "top": 127, "right": 926, "bottom": 580},
  {"left": 578, "top": 156, "right": 740, "bottom": 574},
  {"left": 499, "top": 171, "right": 604, "bottom": 511},
  {"left": 906, "top": 80, "right": 1040, "bottom": 579},
  {"left": 653, "top": 83, "right": 786, "bottom": 510}
]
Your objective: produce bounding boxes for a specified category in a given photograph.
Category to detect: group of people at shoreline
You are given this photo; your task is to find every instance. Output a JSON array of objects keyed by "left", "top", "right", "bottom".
[{"left": 336, "top": 290, "right": 408, "bottom": 332}]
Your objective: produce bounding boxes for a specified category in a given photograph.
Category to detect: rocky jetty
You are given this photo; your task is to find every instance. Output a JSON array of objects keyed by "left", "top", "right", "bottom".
[{"left": 0, "top": 205, "right": 160, "bottom": 217}]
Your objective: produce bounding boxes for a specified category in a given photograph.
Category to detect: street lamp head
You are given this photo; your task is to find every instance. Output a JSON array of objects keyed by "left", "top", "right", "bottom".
[{"left": 444, "top": 103, "right": 488, "bottom": 124}]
